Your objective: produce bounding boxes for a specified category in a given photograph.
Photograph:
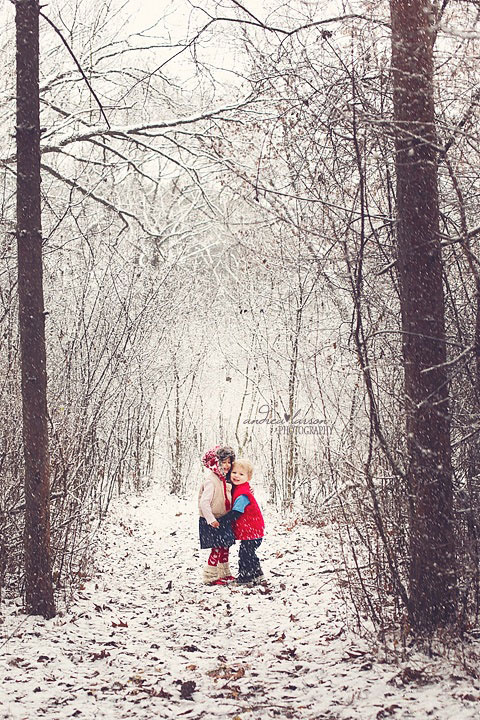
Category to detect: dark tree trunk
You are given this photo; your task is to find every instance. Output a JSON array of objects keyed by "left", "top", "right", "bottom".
[
  {"left": 16, "top": 0, "right": 55, "bottom": 619},
  {"left": 390, "top": 0, "right": 456, "bottom": 631}
]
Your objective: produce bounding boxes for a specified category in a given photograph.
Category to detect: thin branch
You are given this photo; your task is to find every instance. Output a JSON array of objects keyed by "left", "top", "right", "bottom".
[
  {"left": 40, "top": 162, "right": 157, "bottom": 237},
  {"left": 420, "top": 345, "right": 474, "bottom": 374},
  {"left": 39, "top": 10, "right": 111, "bottom": 129}
]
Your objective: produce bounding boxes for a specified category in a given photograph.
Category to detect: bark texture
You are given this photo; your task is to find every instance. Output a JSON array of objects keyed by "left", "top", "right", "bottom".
[
  {"left": 390, "top": 0, "right": 456, "bottom": 631},
  {"left": 16, "top": 0, "right": 56, "bottom": 619}
]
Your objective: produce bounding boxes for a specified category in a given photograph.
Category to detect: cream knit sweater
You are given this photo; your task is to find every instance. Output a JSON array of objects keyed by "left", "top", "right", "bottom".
[{"left": 198, "top": 469, "right": 232, "bottom": 525}]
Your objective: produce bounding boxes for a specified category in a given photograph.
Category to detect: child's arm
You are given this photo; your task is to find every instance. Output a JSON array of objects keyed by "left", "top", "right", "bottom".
[
  {"left": 223, "top": 494, "right": 250, "bottom": 521},
  {"left": 199, "top": 479, "right": 219, "bottom": 526}
]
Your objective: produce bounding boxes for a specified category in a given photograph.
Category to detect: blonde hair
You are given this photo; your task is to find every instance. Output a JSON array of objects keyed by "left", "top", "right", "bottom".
[{"left": 233, "top": 458, "right": 253, "bottom": 479}]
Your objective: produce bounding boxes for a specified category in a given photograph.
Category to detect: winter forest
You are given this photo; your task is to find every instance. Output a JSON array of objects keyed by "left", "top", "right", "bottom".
[{"left": 2, "top": 0, "right": 480, "bottom": 717}]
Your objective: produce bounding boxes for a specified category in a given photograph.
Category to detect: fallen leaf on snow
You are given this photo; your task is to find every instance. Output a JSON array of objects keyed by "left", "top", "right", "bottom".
[
  {"left": 207, "top": 665, "right": 247, "bottom": 680},
  {"left": 389, "top": 666, "right": 434, "bottom": 687},
  {"left": 150, "top": 686, "right": 172, "bottom": 699},
  {"left": 454, "top": 693, "right": 480, "bottom": 701},
  {"left": 179, "top": 680, "right": 196, "bottom": 700},
  {"left": 89, "top": 649, "right": 110, "bottom": 661},
  {"left": 377, "top": 705, "right": 401, "bottom": 719}
]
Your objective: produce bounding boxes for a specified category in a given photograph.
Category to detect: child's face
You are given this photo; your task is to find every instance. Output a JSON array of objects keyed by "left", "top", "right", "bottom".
[
  {"left": 220, "top": 457, "right": 232, "bottom": 474},
  {"left": 231, "top": 463, "right": 249, "bottom": 485}
]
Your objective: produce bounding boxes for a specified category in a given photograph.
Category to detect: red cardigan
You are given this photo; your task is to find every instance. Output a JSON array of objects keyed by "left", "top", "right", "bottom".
[{"left": 232, "top": 482, "right": 265, "bottom": 540}]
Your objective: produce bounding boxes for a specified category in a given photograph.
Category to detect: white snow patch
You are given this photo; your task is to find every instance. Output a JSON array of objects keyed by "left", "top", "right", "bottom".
[{"left": 1, "top": 485, "right": 479, "bottom": 719}]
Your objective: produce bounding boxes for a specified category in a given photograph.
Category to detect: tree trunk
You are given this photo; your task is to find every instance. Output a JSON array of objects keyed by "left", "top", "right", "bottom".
[
  {"left": 173, "top": 365, "right": 181, "bottom": 494},
  {"left": 390, "top": 0, "right": 456, "bottom": 632},
  {"left": 285, "top": 305, "right": 301, "bottom": 505},
  {"left": 16, "top": 0, "right": 55, "bottom": 619}
]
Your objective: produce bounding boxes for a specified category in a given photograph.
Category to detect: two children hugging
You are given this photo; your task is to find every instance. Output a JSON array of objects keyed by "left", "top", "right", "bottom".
[{"left": 198, "top": 445, "right": 265, "bottom": 587}]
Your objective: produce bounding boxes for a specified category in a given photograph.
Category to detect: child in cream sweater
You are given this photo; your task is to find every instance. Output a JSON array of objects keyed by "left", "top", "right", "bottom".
[{"left": 198, "top": 445, "right": 236, "bottom": 585}]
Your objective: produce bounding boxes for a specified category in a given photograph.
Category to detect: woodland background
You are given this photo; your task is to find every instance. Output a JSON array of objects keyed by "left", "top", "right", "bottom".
[{"left": 2, "top": 0, "right": 480, "bottom": 639}]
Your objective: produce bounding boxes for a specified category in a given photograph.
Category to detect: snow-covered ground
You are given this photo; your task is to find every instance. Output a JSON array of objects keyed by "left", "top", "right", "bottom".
[{"left": 1, "top": 484, "right": 480, "bottom": 719}]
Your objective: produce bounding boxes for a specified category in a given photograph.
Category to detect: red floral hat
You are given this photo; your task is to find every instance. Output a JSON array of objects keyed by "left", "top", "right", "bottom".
[
  {"left": 201, "top": 445, "right": 233, "bottom": 510},
  {"left": 202, "top": 446, "right": 223, "bottom": 480}
]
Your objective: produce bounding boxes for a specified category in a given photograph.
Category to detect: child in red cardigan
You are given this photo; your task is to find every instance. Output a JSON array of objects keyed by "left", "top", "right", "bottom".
[{"left": 230, "top": 458, "right": 265, "bottom": 585}]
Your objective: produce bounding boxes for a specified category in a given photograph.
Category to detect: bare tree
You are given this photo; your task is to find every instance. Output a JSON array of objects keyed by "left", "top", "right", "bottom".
[
  {"left": 16, "top": 0, "right": 55, "bottom": 619},
  {"left": 390, "top": 0, "right": 456, "bottom": 631}
]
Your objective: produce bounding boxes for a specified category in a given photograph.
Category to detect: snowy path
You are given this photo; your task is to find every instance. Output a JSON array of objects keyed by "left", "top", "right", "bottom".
[{"left": 1, "top": 484, "right": 479, "bottom": 719}]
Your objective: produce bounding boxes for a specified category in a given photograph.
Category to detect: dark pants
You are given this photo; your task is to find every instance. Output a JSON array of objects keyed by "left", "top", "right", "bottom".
[{"left": 238, "top": 539, "right": 263, "bottom": 582}]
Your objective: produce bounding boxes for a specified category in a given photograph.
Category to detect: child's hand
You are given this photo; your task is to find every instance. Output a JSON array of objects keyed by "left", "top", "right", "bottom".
[{"left": 211, "top": 520, "right": 220, "bottom": 528}]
